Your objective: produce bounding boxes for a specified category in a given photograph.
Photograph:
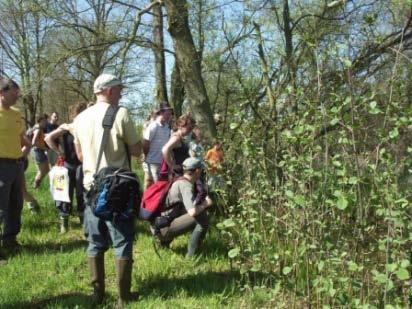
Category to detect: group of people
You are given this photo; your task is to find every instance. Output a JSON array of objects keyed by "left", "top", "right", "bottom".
[{"left": 0, "top": 73, "right": 224, "bottom": 307}]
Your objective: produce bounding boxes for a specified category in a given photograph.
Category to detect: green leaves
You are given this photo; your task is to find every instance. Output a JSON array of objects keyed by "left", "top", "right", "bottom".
[
  {"left": 395, "top": 268, "right": 410, "bottom": 280},
  {"left": 228, "top": 248, "right": 240, "bottom": 258},
  {"left": 368, "top": 101, "right": 382, "bottom": 114},
  {"left": 333, "top": 190, "right": 349, "bottom": 210},
  {"left": 282, "top": 266, "right": 292, "bottom": 275}
]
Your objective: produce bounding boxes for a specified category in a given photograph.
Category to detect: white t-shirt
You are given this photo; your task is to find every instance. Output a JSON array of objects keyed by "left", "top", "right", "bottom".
[{"left": 143, "top": 118, "right": 170, "bottom": 164}]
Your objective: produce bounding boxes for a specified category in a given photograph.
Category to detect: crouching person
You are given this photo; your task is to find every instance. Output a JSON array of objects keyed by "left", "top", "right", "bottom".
[
  {"left": 156, "top": 157, "right": 213, "bottom": 258},
  {"left": 73, "top": 74, "right": 141, "bottom": 307}
]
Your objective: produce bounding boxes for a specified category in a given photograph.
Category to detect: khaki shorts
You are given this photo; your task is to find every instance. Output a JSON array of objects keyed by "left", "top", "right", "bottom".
[{"left": 142, "top": 162, "right": 160, "bottom": 183}]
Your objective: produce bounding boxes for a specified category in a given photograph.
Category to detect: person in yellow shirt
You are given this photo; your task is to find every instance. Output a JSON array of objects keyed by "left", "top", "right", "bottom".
[{"left": 0, "top": 77, "right": 31, "bottom": 258}]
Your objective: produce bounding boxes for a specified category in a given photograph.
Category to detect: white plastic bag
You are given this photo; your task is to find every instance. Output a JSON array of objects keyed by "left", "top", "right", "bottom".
[{"left": 49, "top": 165, "right": 70, "bottom": 203}]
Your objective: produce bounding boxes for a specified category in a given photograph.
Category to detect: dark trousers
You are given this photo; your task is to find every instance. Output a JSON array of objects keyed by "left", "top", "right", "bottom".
[
  {"left": 160, "top": 206, "right": 209, "bottom": 255},
  {"left": 55, "top": 164, "right": 84, "bottom": 217},
  {"left": 0, "top": 160, "right": 24, "bottom": 242}
]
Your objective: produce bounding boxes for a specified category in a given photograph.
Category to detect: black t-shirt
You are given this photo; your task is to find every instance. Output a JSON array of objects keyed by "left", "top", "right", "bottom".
[
  {"left": 45, "top": 122, "right": 58, "bottom": 134},
  {"left": 59, "top": 132, "right": 81, "bottom": 169}
]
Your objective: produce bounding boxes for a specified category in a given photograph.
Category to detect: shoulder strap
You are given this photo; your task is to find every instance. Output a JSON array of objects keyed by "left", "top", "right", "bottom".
[{"left": 95, "top": 105, "right": 120, "bottom": 174}]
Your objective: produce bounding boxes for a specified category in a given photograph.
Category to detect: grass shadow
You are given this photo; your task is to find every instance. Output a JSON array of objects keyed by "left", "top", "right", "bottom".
[
  {"left": 1, "top": 292, "right": 92, "bottom": 309},
  {"left": 140, "top": 270, "right": 240, "bottom": 299},
  {"left": 169, "top": 227, "right": 229, "bottom": 258},
  {"left": 17, "top": 239, "right": 87, "bottom": 256}
]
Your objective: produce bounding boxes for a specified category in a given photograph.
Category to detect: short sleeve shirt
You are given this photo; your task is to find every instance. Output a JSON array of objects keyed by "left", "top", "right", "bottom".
[
  {"left": 166, "top": 178, "right": 195, "bottom": 211},
  {"left": 73, "top": 102, "right": 139, "bottom": 190},
  {"left": 0, "top": 106, "right": 24, "bottom": 159},
  {"left": 143, "top": 119, "right": 170, "bottom": 164}
]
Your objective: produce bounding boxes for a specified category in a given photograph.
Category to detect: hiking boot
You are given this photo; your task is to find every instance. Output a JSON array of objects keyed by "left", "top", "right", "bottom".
[
  {"left": 59, "top": 217, "right": 69, "bottom": 234},
  {"left": 115, "top": 259, "right": 138, "bottom": 308},
  {"left": 88, "top": 256, "right": 105, "bottom": 304}
]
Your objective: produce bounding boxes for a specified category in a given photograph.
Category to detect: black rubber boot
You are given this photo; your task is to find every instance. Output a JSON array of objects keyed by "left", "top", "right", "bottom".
[
  {"left": 115, "top": 259, "right": 138, "bottom": 308},
  {"left": 88, "top": 256, "right": 105, "bottom": 304}
]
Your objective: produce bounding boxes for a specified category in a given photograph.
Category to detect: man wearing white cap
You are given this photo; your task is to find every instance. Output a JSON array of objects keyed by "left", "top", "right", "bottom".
[{"left": 73, "top": 73, "right": 141, "bottom": 306}]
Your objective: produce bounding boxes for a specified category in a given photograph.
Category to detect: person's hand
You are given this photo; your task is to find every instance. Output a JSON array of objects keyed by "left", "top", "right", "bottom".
[
  {"left": 173, "top": 164, "right": 182, "bottom": 174},
  {"left": 205, "top": 196, "right": 213, "bottom": 208}
]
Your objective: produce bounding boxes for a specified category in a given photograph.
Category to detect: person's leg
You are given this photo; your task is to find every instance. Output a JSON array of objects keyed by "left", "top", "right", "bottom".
[
  {"left": 22, "top": 176, "right": 40, "bottom": 213},
  {"left": 35, "top": 161, "right": 50, "bottom": 186},
  {"left": 0, "top": 161, "right": 13, "bottom": 250},
  {"left": 149, "top": 163, "right": 160, "bottom": 183},
  {"left": 84, "top": 206, "right": 110, "bottom": 304},
  {"left": 47, "top": 149, "right": 58, "bottom": 167},
  {"left": 2, "top": 161, "right": 24, "bottom": 247},
  {"left": 108, "top": 219, "right": 137, "bottom": 306},
  {"left": 142, "top": 162, "right": 154, "bottom": 190},
  {"left": 33, "top": 149, "right": 50, "bottom": 188},
  {"left": 161, "top": 212, "right": 197, "bottom": 241},
  {"left": 75, "top": 165, "right": 85, "bottom": 217},
  {"left": 186, "top": 211, "right": 209, "bottom": 257},
  {"left": 160, "top": 211, "right": 209, "bottom": 257},
  {"left": 67, "top": 167, "right": 76, "bottom": 214}
]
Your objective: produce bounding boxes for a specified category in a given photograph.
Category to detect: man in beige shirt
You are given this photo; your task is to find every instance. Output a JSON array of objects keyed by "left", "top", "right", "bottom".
[{"left": 73, "top": 73, "right": 141, "bottom": 307}]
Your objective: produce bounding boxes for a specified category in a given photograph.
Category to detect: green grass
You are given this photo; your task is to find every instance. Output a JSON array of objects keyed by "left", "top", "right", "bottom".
[{"left": 0, "top": 162, "right": 246, "bottom": 309}]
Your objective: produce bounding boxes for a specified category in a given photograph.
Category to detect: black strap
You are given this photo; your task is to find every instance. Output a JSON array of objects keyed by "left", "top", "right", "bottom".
[{"left": 95, "top": 105, "right": 120, "bottom": 175}]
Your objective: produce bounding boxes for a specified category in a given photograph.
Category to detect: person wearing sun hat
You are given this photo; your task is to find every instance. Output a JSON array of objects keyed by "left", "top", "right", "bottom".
[
  {"left": 154, "top": 157, "right": 213, "bottom": 258},
  {"left": 142, "top": 101, "right": 173, "bottom": 189}
]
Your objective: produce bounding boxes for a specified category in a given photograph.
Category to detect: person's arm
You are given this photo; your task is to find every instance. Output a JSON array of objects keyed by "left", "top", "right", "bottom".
[
  {"left": 121, "top": 107, "right": 142, "bottom": 159},
  {"left": 143, "top": 139, "right": 150, "bottom": 157},
  {"left": 161, "top": 134, "right": 181, "bottom": 171},
  {"left": 187, "top": 196, "right": 213, "bottom": 217},
  {"left": 189, "top": 142, "right": 197, "bottom": 158},
  {"left": 45, "top": 126, "right": 66, "bottom": 156},
  {"left": 21, "top": 133, "right": 31, "bottom": 157},
  {"left": 128, "top": 140, "right": 142, "bottom": 157},
  {"left": 74, "top": 141, "right": 83, "bottom": 162}
]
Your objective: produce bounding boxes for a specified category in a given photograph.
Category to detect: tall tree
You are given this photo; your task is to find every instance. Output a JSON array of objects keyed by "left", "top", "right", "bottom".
[{"left": 163, "top": 0, "right": 216, "bottom": 137}]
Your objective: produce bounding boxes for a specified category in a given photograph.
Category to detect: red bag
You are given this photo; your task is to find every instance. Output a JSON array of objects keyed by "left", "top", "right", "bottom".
[
  {"left": 159, "top": 159, "right": 169, "bottom": 180},
  {"left": 139, "top": 177, "right": 187, "bottom": 221}
]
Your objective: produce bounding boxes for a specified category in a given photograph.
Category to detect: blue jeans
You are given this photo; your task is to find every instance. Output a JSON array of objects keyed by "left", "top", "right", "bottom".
[
  {"left": 83, "top": 202, "right": 136, "bottom": 259},
  {"left": 0, "top": 159, "right": 24, "bottom": 242},
  {"left": 32, "top": 148, "right": 48, "bottom": 164}
]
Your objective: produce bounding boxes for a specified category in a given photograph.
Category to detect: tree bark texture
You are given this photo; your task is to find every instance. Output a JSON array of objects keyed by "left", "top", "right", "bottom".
[
  {"left": 170, "top": 60, "right": 185, "bottom": 117},
  {"left": 153, "top": 2, "right": 168, "bottom": 104},
  {"left": 163, "top": 0, "right": 216, "bottom": 137}
]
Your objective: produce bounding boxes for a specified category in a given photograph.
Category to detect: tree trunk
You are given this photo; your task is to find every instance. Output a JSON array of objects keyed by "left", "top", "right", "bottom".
[
  {"left": 153, "top": 2, "right": 168, "bottom": 103},
  {"left": 163, "top": 0, "right": 216, "bottom": 137},
  {"left": 170, "top": 60, "right": 184, "bottom": 117}
]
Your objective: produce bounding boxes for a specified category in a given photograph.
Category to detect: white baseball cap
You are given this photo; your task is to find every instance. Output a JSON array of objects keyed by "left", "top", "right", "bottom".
[{"left": 93, "top": 73, "right": 125, "bottom": 94}]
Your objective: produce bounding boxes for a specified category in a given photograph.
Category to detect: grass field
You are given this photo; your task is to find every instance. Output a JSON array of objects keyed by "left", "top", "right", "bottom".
[{"left": 0, "top": 162, "right": 267, "bottom": 309}]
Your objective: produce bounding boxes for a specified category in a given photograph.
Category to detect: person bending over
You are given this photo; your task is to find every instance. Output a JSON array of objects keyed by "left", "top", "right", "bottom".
[{"left": 156, "top": 157, "right": 213, "bottom": 258}]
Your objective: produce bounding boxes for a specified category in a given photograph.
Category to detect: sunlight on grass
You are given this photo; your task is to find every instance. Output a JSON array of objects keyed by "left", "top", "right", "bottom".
[{"left": 0, "top": 162, "right": 244, "bottom": 308}]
